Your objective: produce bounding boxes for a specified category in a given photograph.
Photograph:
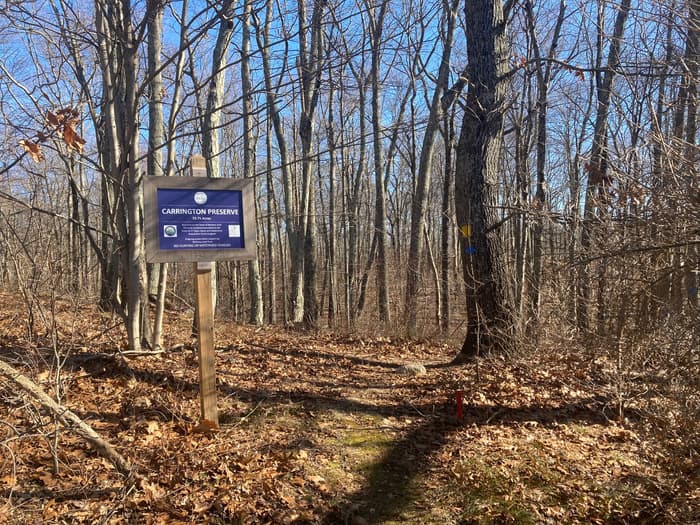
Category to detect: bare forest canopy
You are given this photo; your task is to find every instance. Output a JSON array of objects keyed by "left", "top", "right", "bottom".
[{"left": 0, "top": 0, "right": 698, "bottom": 351}]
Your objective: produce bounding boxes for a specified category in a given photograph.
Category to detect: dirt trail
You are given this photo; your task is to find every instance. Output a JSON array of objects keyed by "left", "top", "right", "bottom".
[{"left": 0, "top": 299, "right": 691, "bottom": 523}]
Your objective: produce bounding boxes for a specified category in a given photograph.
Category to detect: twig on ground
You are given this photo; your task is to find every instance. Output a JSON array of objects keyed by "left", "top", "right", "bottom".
[
  {"left": 407, "top": 401, "right": 427, "bottom": 418},
  {"left": 0, "top": 358, "right": 133, "bottom": 478},
  {"left": 231, "top": 398, "right": 267, "bottom": 428},
  {"left": 485, "top": 408, "right": 504, "bottom": 424}
]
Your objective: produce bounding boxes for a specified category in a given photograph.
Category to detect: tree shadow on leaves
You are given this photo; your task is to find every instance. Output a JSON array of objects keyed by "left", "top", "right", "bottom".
[
  {"left": 65, "top": 354, "right": 617, "bottom": 524},
  {"left": 323, "top": 403, "right": 458, "bottom": 525},
  {"left": 232, "top": 342, "right": 402, "bottom": 370},
  {"left": 321, "top": 395, "right": 613, "bottom": 524}
]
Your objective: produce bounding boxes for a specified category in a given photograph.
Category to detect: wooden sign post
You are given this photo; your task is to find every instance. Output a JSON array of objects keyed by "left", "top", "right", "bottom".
[
  {"left": 144, "top": 155, "right": 257, "bottom": 429},
  {"left": 190, "top": 155, "right": 218, "bottom": 427},
  {"left": 194, "top": 262, "right": 218, "bottom": 426}
]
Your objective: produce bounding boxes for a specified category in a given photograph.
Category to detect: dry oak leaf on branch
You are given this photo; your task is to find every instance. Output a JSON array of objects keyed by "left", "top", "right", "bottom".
[
  {"left": 63, "top": 124, "right": 86, "bottom": 153},
  {"left": 18, "top": 139, "right": 44, "bottom": 162},
  {"left": 46, "top": 109, "right": 61, "bottom": 128},
  {"left": 46, "top": 107, "right": 79, "bottom": 128},
  {"left": 45, "top": 107, "right": 87, "bottom": 154}
]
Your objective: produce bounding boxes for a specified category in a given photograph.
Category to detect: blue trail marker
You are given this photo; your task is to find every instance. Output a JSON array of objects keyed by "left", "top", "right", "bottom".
[
  {"left": 689, "top": 286, "right": 697, "bottom": 298},
  {"left": 464, "top": 246, "right": 477, "bottom": 255}
]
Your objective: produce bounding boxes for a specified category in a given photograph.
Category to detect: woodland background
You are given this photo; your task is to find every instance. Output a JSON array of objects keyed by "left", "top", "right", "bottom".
[{"left": 0, "top": 0, "right": 699, "bottom": 522}]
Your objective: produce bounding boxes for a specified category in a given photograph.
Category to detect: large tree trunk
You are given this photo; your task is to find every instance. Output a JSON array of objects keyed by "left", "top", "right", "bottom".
[
  {"left": 297, "top": 0, "right": 325, "bottom": 327},
  {"left": 453, "top": 0, "right": 514, "bottom": 361},
  {"left": 96, "top": 0, "right": 125, "bottom": 314}
]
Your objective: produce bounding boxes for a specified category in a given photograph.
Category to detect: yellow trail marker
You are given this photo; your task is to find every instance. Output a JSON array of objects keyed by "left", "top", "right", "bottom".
[{"left": 460, "top": 224, "right": 473, "bottom": 238}]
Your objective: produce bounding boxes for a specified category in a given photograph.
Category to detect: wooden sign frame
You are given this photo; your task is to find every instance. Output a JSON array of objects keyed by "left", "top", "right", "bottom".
[{"left": 144, "top": 176, "right": 257, "bottom": 263}]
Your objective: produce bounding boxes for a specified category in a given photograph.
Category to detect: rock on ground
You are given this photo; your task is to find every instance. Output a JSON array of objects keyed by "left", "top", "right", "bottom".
[{"left": 395, "top": 363, "right": 427, "bottom": 375}]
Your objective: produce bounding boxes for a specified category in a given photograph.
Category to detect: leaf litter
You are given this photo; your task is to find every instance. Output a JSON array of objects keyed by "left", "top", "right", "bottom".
[{"left": 0, "top": 292, "right": 695, "bottom": 524}]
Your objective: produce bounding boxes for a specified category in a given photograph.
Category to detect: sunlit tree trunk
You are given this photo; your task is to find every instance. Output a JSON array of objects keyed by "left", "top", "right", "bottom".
[
  {"left": 264, "top": 118, "right": 278, "bottom": 324},
  {"left": 201, "top": 1, "right": 236, "bottom": 317},
  {"left": 297, "top": 0, "right": 325, "bottom": 327},
  {"left": 241, "top": 0, "right": 264, "bottom": 325},
  {"left": 405, "top": 0, "right": 460, "bottom": 335},
  {"left": 122, "top": 0, "right": 145, "bottom": 352},
  {"left": 439, "top": 108, "right": 456, "bottom": 334},
  {"left": 147, "top": 0, "right": 165, "bottom": 349}
]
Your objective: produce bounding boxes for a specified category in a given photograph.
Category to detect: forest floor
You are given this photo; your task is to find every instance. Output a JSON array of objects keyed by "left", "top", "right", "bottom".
[{"left": 0, "top": 292, "right": 697, "bottom": 524}]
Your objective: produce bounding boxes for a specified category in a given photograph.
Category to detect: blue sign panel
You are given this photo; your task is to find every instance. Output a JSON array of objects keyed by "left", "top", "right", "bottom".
[{"left": 157, "top": 188, "right": 245, "bottom": 251}]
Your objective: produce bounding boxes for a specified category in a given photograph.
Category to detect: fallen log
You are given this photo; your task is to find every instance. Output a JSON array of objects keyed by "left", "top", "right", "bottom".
[{"left": 0, "top": 358, "right": 133, "bottom": 477}]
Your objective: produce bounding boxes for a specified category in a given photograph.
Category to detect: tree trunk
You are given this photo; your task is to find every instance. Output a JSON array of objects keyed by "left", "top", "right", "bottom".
[
  {"left": 120, "top": 0, "right": 145, "bottom": 352},
  {"left": 200, "top": 1, "right": 236, "bottom": 320},
  {"left": 297, "top": 0, "right": 325, "bottom": 327},
  {"left": 147, "top": 0, "right": 166, "bottom": 349},
  {"left": 439, "top": 109, "right": 455, "bottom": 334},
  {"left": 96, "top": 0, "right": 124, "bottom": 314},
  {"left": 453, "top": 0, "right": 514, "bottom": 360},
  {"left": 241, "top": 0, "right": 264, "bottom": 326},
  {"left": 326, "top": 64, "right": 338, "bottom": 326},
  {"left": 405, "top": 0, "right": 460, "bottom": 335},
  {"left": 579, "top": 0, "right": 632, "bottom": 330},
  {"left": 265, "top": 118, "right": 277, "bottom": 324},
  {"left": 366, "top": 0, "right": 391, "bottom": 323}
]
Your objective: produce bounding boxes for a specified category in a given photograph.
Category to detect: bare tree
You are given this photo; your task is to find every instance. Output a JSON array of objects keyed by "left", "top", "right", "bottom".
[
  {"left": 241, "top": 0, "right": 264, "bottom": 325},
  {"left": 579, "top": 0, "right": 633, "bottom": 331},
  {"left": 523, "top": 0, "right": 566, "bottom": 334},
  {"left": 147, "top": 0, "right": 166, "bottom": 349},
  {"left": 253, "top": 0, "right": 303, "bottom": 322},
  {"left": 297, "top": 0, "right": 326, "bottom": 326},
  {"left": 405, "top": 0, "right": 461, "bottom": 335},
  {"left": 454, "top": 0, "right": 515, "bottom": 360}
]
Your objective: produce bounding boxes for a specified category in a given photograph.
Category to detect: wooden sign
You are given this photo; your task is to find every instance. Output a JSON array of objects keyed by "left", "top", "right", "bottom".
[
  {"left": 144, "top": 156, "right": 259, "bottom": 428},
  {"left": 144, "top": 175, "right": 256, "bottom": 263}
]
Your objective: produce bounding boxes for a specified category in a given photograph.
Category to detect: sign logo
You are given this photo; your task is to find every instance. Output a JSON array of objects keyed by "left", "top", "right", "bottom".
[
  {"left": 194, "top": 191, "right": 208, "bottom": 205},
  {"left": 163, "top": 225, "right": 178, "bottom": 238}
]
